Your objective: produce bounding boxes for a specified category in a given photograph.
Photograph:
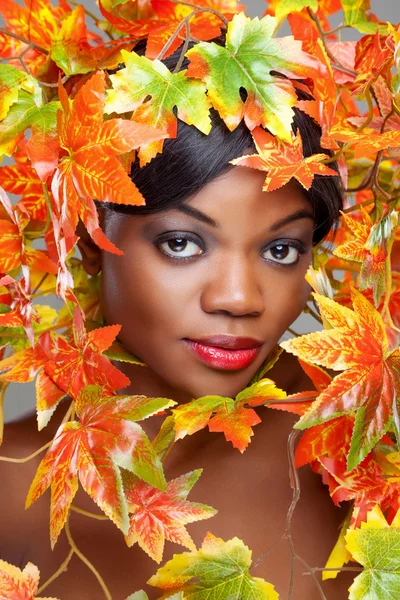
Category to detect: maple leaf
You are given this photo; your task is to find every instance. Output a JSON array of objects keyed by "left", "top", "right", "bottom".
[
  {"left": 0, "top": 160, "right": 47, "bottom": 222},
  {"left": 280, "top": 288, "right": 400, "bottom": 470},
  {"left": 345, "top": 505, "right": 400, "bottom": 599},
  {"left": 342, "top": 0, "right": 380, "bottom": 34},
  {"left": 231, "top": 127, "right": 337, "bottom": 191},
  {"left": 0, "top": 275, "right": 39, "bottom": 346},
  {"left": 99, "top": 0, "right": 240, "bottom": 60},
  {"left": 0, "top": 559, "right": 59, "bottom": 600},
  {"left": 105, "top": 49, "right": 212, "bottom": 165},
  {"left": 0, "top": 186, "right": 57, "bottom": 280},
  {"left": 268, "top": 0, "right": 318, "bottom": 22},
  {"left": 322, "top": 509, "right": 353, "bottom": 581},
  {"left": 171, "top": 378, "right": 286, "bottom": 452},
  {"left": 148, "top": 532, "right": 279, "bottom": 599},
  {"left": 0, "top": 64, "right": 27, "bottom": 120},
  {"left": 185, "top": 13, "right": 324, "bottom": 141},
  {"left": 333, "top": 207, "right": 398, "bottom": 306},
  {"left": 51, "top": 70, "right": 167, "bottom": 255},
  {"left": 36, "top": 305, "right": 131, "bottom": 428},
  {"left": 26, "top": 385, "right": 175, "bottom": 547},
  {"left": 332, "top": 127, "right": 400, "bottom": 159},
  {"left": 123, "top": 469, "right": 217, "bottom": 563}
]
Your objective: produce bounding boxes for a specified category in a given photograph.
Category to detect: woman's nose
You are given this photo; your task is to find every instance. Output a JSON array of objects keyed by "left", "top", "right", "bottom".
[{"left": 200, "top": 253, "right": 265, "bottom": 317}]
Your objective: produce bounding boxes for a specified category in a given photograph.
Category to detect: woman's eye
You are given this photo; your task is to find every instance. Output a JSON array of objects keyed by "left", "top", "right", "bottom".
[
  {"left": 157, "top": 236, "right": 204, "bottom": 259},
  {"left": 262, "top": 244, "right": 301, "bottom": 265}
]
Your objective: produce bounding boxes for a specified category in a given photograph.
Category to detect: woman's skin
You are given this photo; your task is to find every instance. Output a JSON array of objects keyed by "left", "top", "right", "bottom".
[{"left": 0, "top": 166, "right": 355, "bottom": 598}]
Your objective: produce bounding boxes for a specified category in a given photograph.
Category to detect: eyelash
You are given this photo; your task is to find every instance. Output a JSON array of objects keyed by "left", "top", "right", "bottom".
[{"left": 154, "top": 232, "right": 307, "bottom": 266}]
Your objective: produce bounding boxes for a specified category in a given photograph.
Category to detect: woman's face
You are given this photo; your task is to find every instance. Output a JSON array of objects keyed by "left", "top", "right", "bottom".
[{"left": 97, "top": 166, "right": 314, "bottom": 401}]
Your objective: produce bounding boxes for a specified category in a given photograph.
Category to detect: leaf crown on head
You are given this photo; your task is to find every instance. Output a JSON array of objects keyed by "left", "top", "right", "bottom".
[{"left": 1, "top": 1, "right": 400, "bottom": 599}]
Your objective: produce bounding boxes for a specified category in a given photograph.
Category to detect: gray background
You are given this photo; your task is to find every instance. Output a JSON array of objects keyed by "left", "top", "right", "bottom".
[{"left": 2, "top": 1, "right": 399, "bottom": 421}]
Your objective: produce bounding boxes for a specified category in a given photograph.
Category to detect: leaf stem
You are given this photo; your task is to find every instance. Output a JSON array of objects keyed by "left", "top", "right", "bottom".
[
  {"left": 0, "top": 28, "right": 48, "bottom": 55},
  {"left": 70, "top": 504, "right": 108, "bottom": 520},
  {"left": 306, "top": 9, "right": 356, "bottom": 77},
  {"left": 65, "top": 518, "right": 112, "bottom": 600},
  {"left": 0, "top": 440, "right": 51, "bottom": 463},
  {"left": 36, "top": 548, "right": 74, "bottom": 594},
  {"left": 172, "top": 0, "right": 229, "bottom": 27},
  {"left": 304, "top": 304, "right": 323, "bottom": 325}
]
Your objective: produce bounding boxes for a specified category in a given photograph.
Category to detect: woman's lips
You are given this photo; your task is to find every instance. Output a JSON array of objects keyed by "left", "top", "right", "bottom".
[{"left": 183, "top": 336, "right": 262, "bottom": 371}]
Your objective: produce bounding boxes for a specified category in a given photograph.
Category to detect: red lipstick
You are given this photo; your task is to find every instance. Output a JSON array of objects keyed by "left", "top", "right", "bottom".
[{"left": 183, "top": 336, "right": 262, "bottom": 371}]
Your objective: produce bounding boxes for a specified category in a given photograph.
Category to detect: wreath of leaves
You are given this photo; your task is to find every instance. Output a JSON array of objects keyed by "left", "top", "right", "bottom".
[{"left": 0, "top": 1, "right": 400, "bottom": 599}]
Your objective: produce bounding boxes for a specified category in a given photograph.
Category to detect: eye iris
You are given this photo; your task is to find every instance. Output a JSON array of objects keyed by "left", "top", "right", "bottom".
[
  {"left": 168, "top": 238, "right": 187, "bottom": 253},
  {"left": 271, "top": 245, "right": 290, "bottom": 260}
]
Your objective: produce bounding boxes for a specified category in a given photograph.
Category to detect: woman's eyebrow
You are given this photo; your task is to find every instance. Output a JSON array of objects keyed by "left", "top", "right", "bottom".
[
  {"left": 176, "top": 205, "right": 219, "bottom": 227},
  {"left": 176, "top": 205, "right": 314, "bottom": 231},
  {"left": 269, "top": 209, "right": 315, "bottom": 231}
]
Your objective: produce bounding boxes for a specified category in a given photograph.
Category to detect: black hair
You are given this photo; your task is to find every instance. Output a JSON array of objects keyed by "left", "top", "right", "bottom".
[{"left": 101, "top": 37, "right": 344, "bottom": 244}]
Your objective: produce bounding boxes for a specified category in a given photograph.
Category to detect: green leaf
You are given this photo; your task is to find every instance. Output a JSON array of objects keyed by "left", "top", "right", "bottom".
[
  {"left": 345, "top": 505, "right": 400, "bottom": 599},
  {"left": 105, "top": 49, "right": 212, "bottom": 163},
  {"left": 185, "top": 13, "right": 324, "bottom": 141},
  {"left": 274, "top": 0, "right": 318, "bottom": 21},
  {"left": 148, "top": 533, "right": 279, "bottom": 599},
  {"left": 0, "top": 64, "right": 27, "bottom": 121},
  {"left": 341, "top": 0, "right": 379, "bottom": 33},
  {"left": 0, "top": 91, "right": 59, "bottom": 158},
  {"left": 125, "top": 592, "right": 149, "bottom": 600},
  {"left": 104, "top": 339, "right": 146, "bottom": 366}
]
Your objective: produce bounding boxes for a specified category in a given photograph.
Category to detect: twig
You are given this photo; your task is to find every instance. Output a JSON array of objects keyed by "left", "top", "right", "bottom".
[
  {"left": 0, "top": 440, "right": 52, "bottom": 463},
  {"left": 36, "top": 548, "right": 74, "bottom": 594},
  {"left": 172, "top": 0, "right": 229, "bottom": 27},
  {"left": 174, "top": 21, "right": 191, "bottom": 73},
  {"left": 65, "top": 518, "right": 112, "bottom": 600},
  {"left": 343, "top": 199, "right": 375, "bottom": 213},
  {"left": 287, "top": 327, "right": 301, "bottom": 337},
  {"left": 31, "top": 273, "right": 49, "bottom": 296},
  {"left": 70, "top": 504, "right": 108, "bottom": 521},
  {"left": 304, "top": 566, "right": 363, "bottom": 574},
  {"left": 304, "top": 304, "right": 323, "bottom": 325},
  {"left": 156, "top": 10, "right": 197, "bottom": 61},
  {"left": 0, "top": 28, "right": 48, "bottom": 55},
  {"left": 306, "top": 9, "right": 356, "bottom": 77}
]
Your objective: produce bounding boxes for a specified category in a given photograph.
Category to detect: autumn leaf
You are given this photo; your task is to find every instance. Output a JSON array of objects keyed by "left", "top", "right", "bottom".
[
  {"left": 332, "top": 127, "right": 400, "bottom": 159},
  {"left": 333, "top": 207, "right": 397, "bottom": 306},
  {"left": 26, "top": 384, "right": 175, "bottom": 547},
  {"left": 105, "top": 49, "right": 212, "bottom": 165},
  {"left": 342, "top": 0, "right": 380, "bottom": 34},
  {"left": 171, "top": 378, "right": 286, "bottom": 452},
  {"left": 123, "top": 469, "right": 217, "bottom": 562},
  {"left": 323, "top": 509, "right": 353, "bottom": 580},
  {"left": 231, "top": 127, "right": 337, "bottom": 191},
  {"left": 281, "top": 288, "right": 400, "bottom": 470},
  {"left": 0, "top": 160, "right": 47, "bottom": 221},
  {"left": 0, "top": 559, "right": 59, "bottom": 600},
  {"left": 0, "top": 275, "right": 39, "bottom": 346},
  {"left": 51, "top": 70, "right": 167, "bottom": 255},
  {"left": 0, "top": 186, "right": 57, "bottom": 279},
  {"left": 185, "top": 13, "right": 324, "bottom": 141},
  {"left": 0, "top": 64, "right": 27, "bottom": 120},
  {"left": 99, "top": 0, "right": 239, "bottom": 60},
  {"left": 345, "top": 505, "right": 400, "bottom": 599},
  {"left": 147, "top": 532, "right": 279, "bottom": 599},
  {"left": 268, "top": 0, "right": 318, "bottom": 22},
  {"left": 36, "top": 305, "right": 131, "bottom": 428}
]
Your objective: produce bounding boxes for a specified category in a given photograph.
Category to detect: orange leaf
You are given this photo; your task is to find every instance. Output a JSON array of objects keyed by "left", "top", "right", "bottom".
[
  {"left": 51, "top": 71, "right": 167, "bottom": 254},
  {"left": 231, "top": 128, "right": 338, "bottom": 191},
  {"left": 26, "top": 385, "right": 173, "bottom": 547},
  {"left": 281, "top": 288, "right": 400, "bottom": 470},
  {"left": 124, "top": 469, "right": 216, "bottom": 563},
  {"left": 0, "top": 559, "right": 60, "bottom": 600}
]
